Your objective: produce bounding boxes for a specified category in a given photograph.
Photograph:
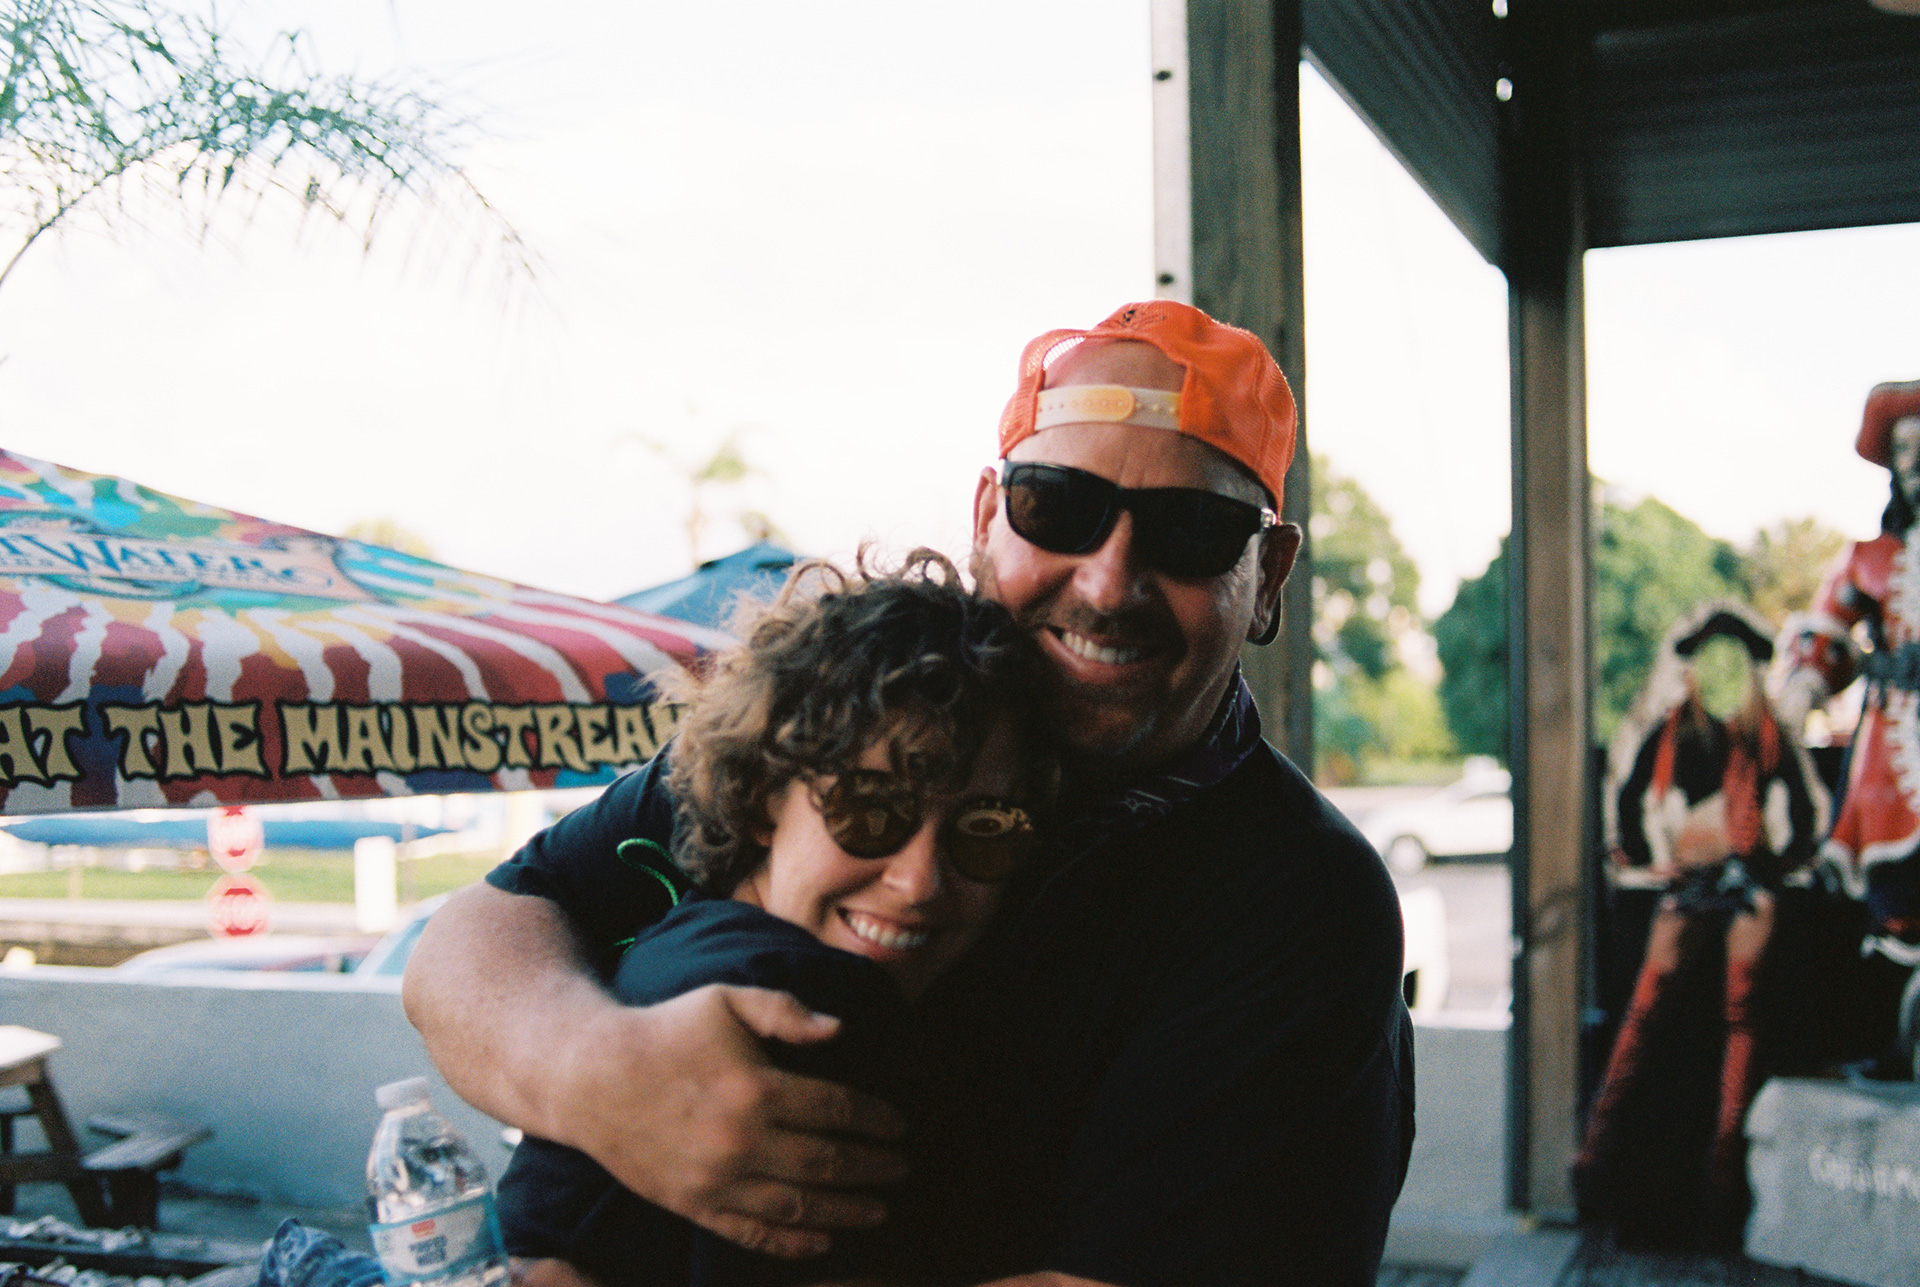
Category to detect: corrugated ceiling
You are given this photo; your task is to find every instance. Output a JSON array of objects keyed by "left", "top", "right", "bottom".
[
  {"left": 1305, "top": 0, "right": 1504, "bottom": 264},
  {"left": 1301, "top": 0, "right": 1920, "bottom": 265},
  {"left": 1585, "top": 2, "right": 1920, "bottom": 247}
]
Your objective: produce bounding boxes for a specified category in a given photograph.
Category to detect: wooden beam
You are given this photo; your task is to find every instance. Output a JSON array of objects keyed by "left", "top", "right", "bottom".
[
  {"left": 1502, "top": 2, "right": 1591, "bottom": 1220},
  {"left": 1155, "top": 0, "right": 1312, "bottom": 769}
]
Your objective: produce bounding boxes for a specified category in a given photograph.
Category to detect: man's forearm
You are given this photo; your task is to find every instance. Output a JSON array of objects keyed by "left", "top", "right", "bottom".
[{"left": 402, "top": 880, "right": 619, "bottom": 1145}]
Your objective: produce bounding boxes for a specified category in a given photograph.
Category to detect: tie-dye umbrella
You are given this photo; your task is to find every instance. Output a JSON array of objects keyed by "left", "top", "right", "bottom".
[{"left": 0, "top": 451, "right": 726, "bottom": 815}]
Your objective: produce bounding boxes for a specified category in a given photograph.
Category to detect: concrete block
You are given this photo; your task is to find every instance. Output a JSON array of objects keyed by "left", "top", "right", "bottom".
[{"left": 1747, "top": 1076, "right": 1920, "bottom": 1287}]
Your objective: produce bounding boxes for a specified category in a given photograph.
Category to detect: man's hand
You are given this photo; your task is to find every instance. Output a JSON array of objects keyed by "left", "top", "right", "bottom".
[
  {"left": 404, "top": 883, "right": 908, "bottom": 1260},
  {"left": 509, "top": 1258, "right": 601, "bottom": 1287},
  {"left": 558, "top": 982, "right": 910, "bottom": 1258}
]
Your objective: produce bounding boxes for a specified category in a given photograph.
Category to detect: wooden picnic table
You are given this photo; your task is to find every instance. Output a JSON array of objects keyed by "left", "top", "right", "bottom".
[
  {"left": 0, "top": 1024, "right": 210, "bottom": 1228},
  {"left": 0, "top": 1024, "right": 111, "bottom": 1226}
]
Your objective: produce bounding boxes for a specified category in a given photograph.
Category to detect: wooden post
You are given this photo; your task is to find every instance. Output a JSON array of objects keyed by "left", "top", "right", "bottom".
[
  {"left": 1503, "top": 3, "right": 1590, "bottom": 1219},
  {"left": 1154, "top": 0, "right": 1312, "bottom": 770}
]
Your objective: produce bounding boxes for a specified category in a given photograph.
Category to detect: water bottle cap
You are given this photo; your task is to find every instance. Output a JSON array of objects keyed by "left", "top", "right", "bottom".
[{"left": 375, "top": 1077, "right": 432, "bottom": 1110}]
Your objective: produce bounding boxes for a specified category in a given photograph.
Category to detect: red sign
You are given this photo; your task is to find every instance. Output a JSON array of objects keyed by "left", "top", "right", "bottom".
[
  {"left": 207, "top": 873, "right": 272, "bottom": 937},
  {"left": 207, "top": 806, "right": 263, "bottom": 873}
]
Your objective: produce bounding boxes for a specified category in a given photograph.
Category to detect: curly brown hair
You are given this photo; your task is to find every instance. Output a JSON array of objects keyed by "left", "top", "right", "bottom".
[{"left": 665, "top": 549, "right": 1056, "bottom": 895}]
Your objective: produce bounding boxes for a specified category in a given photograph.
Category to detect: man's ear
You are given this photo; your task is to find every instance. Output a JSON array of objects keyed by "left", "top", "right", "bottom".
[
  {"left": 1248, "top": 522, "right": 1302, "bottom": 645},
  {"left": 971, "top": 466, "right": 1001, "bottom": 550}
]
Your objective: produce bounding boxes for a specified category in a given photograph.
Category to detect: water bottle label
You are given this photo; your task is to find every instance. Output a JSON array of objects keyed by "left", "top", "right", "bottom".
[{"left": 370, "top": 1194, "right": 504, "bottom": 1282}]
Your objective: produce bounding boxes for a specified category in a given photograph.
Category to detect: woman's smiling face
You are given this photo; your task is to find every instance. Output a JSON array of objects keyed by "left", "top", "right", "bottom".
[{"left": 735, "top": 716, "right": 1024, "bottom": 1000}]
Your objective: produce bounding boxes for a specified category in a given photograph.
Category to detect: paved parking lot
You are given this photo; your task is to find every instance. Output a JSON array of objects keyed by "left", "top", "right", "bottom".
[{"left": 1394, "top": 862, "right": 1510, "bottom": 1016}]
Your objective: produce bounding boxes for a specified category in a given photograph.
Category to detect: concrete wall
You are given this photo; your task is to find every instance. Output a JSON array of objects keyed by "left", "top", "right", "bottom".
[
  {"left": 0, "top": 966, "right": 508, "bottom": 1210},
  {"left": 0, "top": 968, "right": 1517, "bottom": 1260}
]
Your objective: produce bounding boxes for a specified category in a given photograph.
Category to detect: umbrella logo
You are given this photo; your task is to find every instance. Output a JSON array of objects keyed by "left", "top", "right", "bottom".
[{"left": 0, "top": 516, "right": 376, "bottom": 603}]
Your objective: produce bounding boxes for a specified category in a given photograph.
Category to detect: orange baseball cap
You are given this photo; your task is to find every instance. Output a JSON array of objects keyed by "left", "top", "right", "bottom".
[
  {"left": 997, "top": 300, "right": 1297, "bottom": 507},
  {"left": 1858, "top": 379, "right": 1920, "bottom": 467}
]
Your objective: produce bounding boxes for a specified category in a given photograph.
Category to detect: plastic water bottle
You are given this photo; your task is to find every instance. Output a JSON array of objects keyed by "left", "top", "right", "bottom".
[{"left": 366, "top": 1077, "right": 511, "bottom": 1287}]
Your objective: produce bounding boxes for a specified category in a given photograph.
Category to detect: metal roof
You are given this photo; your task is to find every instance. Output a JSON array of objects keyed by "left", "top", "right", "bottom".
[{"left": 1304, "top": 0, "right": 1920, "bottom": 263}]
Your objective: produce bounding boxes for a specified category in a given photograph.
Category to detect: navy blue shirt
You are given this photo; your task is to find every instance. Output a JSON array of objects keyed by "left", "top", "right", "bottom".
[{"left": 495, "top": 899, "right": 910, "bottom": 1287}]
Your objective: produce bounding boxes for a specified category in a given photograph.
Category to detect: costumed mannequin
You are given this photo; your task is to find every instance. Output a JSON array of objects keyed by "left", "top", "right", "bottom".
[
  {"left": 1575, "top": 601, "right": 1828, "bottom": 1246},
  {"left": 1775, "top": 379, "right": 1920, "bottom": 984}
]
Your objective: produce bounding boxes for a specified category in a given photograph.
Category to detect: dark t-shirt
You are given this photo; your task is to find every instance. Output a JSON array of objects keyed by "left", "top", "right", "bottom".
[
  {"left": 495, "top": 899, "right": 908, "bottom": 1287},
  {"left": 488, "top": 732, "right": 1414, "bottom": 1286}
]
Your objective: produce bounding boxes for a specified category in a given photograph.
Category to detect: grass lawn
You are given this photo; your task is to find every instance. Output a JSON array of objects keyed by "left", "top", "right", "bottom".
[{"left": 0, "top": 850, "right": 499, "bottom": 903}]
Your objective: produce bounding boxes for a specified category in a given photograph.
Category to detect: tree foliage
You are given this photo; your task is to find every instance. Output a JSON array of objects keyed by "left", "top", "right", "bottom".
[
  {"left": 1309, "top": 455, "right": 1444, "bottom": 778},
  {"left": 1742, "top": 515, "right": 1847, "bottom": 626},
  {"left": 0, "top": 0, "right": 527, "bottom": 292},
  {"left": 1433, "top": 493, "right": 1847, "bottom": 759},
  {"left": 1591, "top": 492, "right": 1746, "bottom": 741},
  {"left": 1432, "top": 537, "right": 1510, "bottom": 761},
  {"left": 1310, "top": 454, "right": 1420, "bottom": 682}
]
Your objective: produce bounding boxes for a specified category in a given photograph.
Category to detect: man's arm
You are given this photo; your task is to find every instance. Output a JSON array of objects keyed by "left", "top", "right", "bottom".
[{"left": 403, "top": 880, "right": 910, "bottom": 1259}]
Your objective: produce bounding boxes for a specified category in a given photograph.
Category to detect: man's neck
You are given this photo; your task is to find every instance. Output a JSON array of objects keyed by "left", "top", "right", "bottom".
[{"left": 1056, "top": 675, "right": 1252, "bottom": 804}]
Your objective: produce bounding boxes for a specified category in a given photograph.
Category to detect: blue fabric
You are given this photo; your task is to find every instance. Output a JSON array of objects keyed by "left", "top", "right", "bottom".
[{"left": 257, "top": 1220, "right": 386, "bottom": 1287}]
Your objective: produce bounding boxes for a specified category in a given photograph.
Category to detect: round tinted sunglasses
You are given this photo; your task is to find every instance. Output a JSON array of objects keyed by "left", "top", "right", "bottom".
[
  {"left": 1000, "top": 461, "right": 1276, "bottom": 579},
  {"left": 813, "top": 770, "right": 1038, "bottom": 883}
]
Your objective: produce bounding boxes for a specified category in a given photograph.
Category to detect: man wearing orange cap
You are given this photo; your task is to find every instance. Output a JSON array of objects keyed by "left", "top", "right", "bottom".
[
  {"left": 1775, "top": 379, "right": 1920, "bottom": 981},
  {"left": 404, "top": 302, "right": 1414, "bottom": 1286}
]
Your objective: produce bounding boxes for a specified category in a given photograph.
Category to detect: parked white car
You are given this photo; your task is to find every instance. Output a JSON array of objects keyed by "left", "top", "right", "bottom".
[
  {"left": 1361, "top": 762, "right": 1513, "bottom": 875},
  {"left": 112, "top": 893, "right": 447, "bottom": 977},
  {"left": 1398, "top": 886, "right": 1449, "bottom": 1017}
]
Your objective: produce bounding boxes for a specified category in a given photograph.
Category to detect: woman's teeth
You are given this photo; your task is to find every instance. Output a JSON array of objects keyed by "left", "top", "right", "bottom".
[{"left": 844, "top": 910, "right": 929, "bottom": 951}]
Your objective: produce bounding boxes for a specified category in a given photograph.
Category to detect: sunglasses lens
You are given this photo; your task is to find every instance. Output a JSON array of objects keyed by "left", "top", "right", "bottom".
[
  {"left": 819, "top": 773, "right": 1037, "bottom": 881},
  {"left": 946, "top": 801, "right": 1037, "bottom": 883},
  {"left": 1004, "top": 463, "right": 1262, "bottom": 578},
  {"left": 1004, "top": 465, "right": 1115, "bottom": 555},
  {"left": 1130, "top": 491, "right": 1263, "bottom": 578},
  {"left": 819, "top": 771, "right": 919, "bottom": 858}
]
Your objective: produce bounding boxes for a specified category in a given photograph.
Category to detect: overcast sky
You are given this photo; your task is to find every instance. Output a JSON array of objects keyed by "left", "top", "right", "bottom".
[{"left": 4, "top": 1, "right": 1912, "bottom": 618}]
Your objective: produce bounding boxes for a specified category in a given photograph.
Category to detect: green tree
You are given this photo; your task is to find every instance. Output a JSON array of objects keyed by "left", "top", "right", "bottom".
[
  {"left": 1741, "top": 515, "right": 1847, "bottom": 626},
  {"left": 1310, "top": 455, "right": 1444, "bottom": 778},
  {"left": 1432, "top": 537, "right": 1510, "bottom": 761},
  {"left": 1311, "top": 454, "right": 1420, "bottom": 683},
  {"left": 1435, "top": 490, "right": 1763, "bottom": 759},
  {"left": 0, "top": 0, "right": 526, "bottom": 293},
  {"left": 1592, "top": 493, "right": 1746, "bottom": 741}
]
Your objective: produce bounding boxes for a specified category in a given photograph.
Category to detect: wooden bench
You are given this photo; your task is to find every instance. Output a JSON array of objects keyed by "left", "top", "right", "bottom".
[
  {"left": 0, "top": 1026, "right": 211, "bottom": 1229},
  {"left": 0, "top": 1026, "right": 110, "bottom": 1226},
  {"left": 83, "top": 1110, "right": 214, "bottom": 1230}
]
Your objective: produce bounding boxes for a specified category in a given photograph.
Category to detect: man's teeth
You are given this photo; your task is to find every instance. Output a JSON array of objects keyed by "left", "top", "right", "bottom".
[
  {"left": 845, "top": 911, "right": 929, "bottom": 951},
  {"left": 1059, "top": 630, "right": 1145, "bottom": 666}
]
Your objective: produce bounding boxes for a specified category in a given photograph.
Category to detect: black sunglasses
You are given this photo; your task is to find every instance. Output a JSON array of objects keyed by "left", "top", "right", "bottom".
[
  {"left": 1000, "top": 461, "right": 1276, "bottom": 579},
  {"left": 813, "top": 770, "right": 1038, "bottom": 883}
]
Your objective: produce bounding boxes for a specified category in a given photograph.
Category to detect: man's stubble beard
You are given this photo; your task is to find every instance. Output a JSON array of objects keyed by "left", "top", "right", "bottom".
[{"left": 970, "top": 545, "right": 1180, "bottom": 777}]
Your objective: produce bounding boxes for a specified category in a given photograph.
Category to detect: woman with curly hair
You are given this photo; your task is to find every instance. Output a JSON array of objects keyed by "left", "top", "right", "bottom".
[{"left": 493, "top": 549, "right": 1057, "bottom": 1286}]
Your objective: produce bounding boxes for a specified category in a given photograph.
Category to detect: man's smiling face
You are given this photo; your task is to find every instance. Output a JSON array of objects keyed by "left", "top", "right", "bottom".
[{"left": 970, "top": 340, "right": 1295, "bottom": 777}]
